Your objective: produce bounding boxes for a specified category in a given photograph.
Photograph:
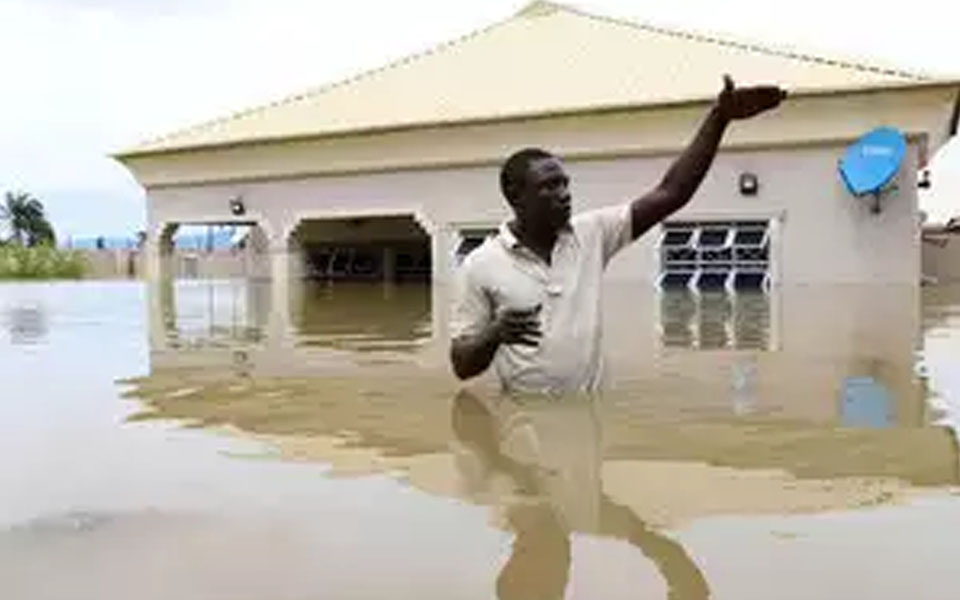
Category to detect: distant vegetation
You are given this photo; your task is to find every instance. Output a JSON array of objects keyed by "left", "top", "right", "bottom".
[
  {"left": 1, "top": 191, "right": 55, "bottom": 246},
  {"left": 0, "top": 191, "right": 87, "bottom": 279},
  {"left": 0, "top": 244, "right": 87, "bottom": 279}
]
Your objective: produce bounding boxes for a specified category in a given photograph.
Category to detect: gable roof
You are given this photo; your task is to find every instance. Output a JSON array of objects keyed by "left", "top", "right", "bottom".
[{"left": 120, "top": 0, "right": 952, "bottom": 157}]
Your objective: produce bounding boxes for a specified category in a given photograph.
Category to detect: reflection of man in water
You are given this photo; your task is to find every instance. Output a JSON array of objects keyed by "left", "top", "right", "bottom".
[
  {"left": 450, "top": 77, "right": 785, "bottom": 393},
  {"left": 451, "top": 390, "right": 709, "bottom": 599}
]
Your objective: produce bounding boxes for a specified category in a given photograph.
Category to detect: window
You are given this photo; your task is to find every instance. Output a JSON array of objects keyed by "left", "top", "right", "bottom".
[
  {"left": 658, "top": 220, "right": 770, "bottom": 292},
  {"left": 658, "top": 220, "right": 773, "bottom": 350}
]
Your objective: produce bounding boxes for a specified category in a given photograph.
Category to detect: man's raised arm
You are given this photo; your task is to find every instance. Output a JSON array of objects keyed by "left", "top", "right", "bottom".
[{"left": 630, "top": 75, "right": 786, "bottom": 239}]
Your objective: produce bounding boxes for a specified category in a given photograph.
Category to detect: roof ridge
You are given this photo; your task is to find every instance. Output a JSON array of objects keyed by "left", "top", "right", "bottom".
[
  {"left": 553, "top": 1, "right": 931, "bottom": 82},
  {"left": 134, "top": 9, "right": 524, "bottom": 152}
]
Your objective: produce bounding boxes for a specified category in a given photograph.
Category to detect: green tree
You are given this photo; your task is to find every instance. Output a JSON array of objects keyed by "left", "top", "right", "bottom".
[{"left": 0, "top": 191, "right": 56, "bottom": 247}]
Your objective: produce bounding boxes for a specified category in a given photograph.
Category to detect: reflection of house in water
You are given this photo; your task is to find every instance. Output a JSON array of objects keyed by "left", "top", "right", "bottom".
[
  {"left": 659, "top": 291, "right": 771, "bottom": 350},
  {"left": 119, "top": 347, "right": 959, "bottom": 597},
  {"left": 124, "top": 282, "right": 959, "bottom": 599},
  {"left": 146, "top": 278, "right": 930, "bottom": 426},
  {"left": 291, "top": 282, "right": 431, "bottom": 352},
  {"left": 158, "top": 279, "right": 270, "bottom": 348},
  {"left": 841, "top": 374, "right": 895, "bottom": 428},
  {"left": 136, "top": 279, "right": 959, "bottom": 492},
  {"left": 150, "top": 279, "right": 433, "bottom": 374}
]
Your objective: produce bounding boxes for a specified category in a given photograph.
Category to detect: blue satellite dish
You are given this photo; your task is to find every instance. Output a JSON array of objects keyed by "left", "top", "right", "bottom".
[{"left": 839, "top": 127, "right": 907, "bottom": 197}]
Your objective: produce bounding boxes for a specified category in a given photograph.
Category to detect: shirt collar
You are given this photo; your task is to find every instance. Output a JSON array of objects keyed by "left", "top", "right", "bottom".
[{"left": 497, "top": 220, "right": 578, "bottom": 255}]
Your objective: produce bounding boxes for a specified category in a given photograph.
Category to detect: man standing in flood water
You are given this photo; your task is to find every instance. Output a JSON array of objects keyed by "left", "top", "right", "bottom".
[{"left": 450, "top": 76, "right": 785, "bottom": 393}]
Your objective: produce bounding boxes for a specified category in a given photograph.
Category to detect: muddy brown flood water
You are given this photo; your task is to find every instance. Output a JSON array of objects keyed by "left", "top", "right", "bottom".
[{"left": 1, "top": 279, "right": 959, "bottom": 599}]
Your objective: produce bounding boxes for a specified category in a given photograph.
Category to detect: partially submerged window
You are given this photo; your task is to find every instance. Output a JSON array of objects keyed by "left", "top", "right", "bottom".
[{"left": 658, "top": 220, "right": 772, "bottom": 350}]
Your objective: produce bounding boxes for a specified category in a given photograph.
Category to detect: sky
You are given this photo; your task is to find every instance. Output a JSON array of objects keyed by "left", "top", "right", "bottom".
[{"left": 0, "top": 0, "right": 958, "bottom": 240}]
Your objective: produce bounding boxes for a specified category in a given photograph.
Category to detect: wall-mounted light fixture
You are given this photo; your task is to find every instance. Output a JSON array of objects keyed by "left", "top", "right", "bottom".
[
  {"left": 739, "top": 172, "right": 759, "bottom": 196},
  {"left": 229, "top": 196, "right": 245, "bottom": 216}
]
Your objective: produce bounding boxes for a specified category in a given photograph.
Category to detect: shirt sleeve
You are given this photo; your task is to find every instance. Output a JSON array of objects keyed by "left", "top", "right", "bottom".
[
  {"left": 449, "top": 257, "right": 493, "bottom": 340},
  {"left": 576, "top": 203, "right": 633, "bottom": 266}
]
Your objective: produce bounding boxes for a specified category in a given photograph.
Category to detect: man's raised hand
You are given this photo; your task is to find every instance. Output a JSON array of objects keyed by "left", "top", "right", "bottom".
[{"left": 717, "top": 74, "right": 786, "bottom": 121}]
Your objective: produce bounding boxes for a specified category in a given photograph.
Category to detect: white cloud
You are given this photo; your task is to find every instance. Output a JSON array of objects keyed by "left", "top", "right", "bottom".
[
  {"left": 17, "top": 0, "right": 235, "bottom": 18},
  {"left": 0, "top": 0, "right": 511, "bottom": 236}
]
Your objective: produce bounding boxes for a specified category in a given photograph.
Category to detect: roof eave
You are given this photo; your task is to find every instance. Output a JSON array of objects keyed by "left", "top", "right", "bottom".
[{"left": 114, "top": 79, "right": 960, "bottom": 161}]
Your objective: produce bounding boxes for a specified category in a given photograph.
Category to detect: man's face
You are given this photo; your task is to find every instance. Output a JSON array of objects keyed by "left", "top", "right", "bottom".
[{"left": 514, "top": 157, "right": 572, "bottom": 233}]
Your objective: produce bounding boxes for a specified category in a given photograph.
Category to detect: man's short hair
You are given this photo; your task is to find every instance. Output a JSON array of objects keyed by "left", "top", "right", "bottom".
[{"left": 499, "top": 147, "right": 554, "bottom": 203}]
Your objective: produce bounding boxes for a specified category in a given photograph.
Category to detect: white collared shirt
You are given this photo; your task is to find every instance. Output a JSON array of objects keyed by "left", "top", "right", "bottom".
[{"left": 451, "top": 204, "right": 633, "bottom": 394}]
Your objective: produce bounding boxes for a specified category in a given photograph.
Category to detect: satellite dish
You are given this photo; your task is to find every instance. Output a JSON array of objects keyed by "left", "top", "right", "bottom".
[{"left": 839, "top": 127, "right": 907, "bottom": 213}]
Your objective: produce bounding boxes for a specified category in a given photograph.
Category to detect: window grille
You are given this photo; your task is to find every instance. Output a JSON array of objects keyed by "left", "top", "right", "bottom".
[
  {"left": 657, "top": 220, "right": 773, "bottom": 350},
  {"left": 658, "top": 220, "right": 770, "bottom": 293}
]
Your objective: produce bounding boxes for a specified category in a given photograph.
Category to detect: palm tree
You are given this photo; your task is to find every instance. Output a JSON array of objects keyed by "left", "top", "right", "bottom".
[{"left": 0, "top": 191, "right": 56, "bottom": 247}]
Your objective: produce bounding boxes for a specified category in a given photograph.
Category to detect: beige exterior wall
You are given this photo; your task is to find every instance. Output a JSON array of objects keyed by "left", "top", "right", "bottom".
[
  {"left": 142, "top": 140, "right": 922, "bottom": 287},
  {"left": 581, "top": 142, "right": 921, "bottom": 286}
]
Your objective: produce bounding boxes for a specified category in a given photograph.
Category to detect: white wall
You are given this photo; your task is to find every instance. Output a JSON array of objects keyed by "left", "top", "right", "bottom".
[
  {"left": 147, "top": 141, "right": 921, "bottom": 286},
  {"left": 598, "top": 143, "right": 920, "bottom": 285}
]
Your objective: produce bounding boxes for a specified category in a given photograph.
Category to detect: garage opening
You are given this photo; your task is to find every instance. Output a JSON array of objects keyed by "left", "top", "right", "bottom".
[{"left": 292, "top": 215, "right": 431, "bottom": 283}]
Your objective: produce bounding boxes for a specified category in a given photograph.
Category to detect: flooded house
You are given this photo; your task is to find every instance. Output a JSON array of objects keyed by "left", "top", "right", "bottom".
[
  {"left": 51, "top": 8, "right": 960, "bottom": 591},
  {"left": 10, "top": 4, "right": 960, "bottom": 598},
  {"left": 116, "top": 1, "right": 959, "bottom": 293},
  {"left": 116, "top": 1, "right": 960, "bottom": 412}
]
